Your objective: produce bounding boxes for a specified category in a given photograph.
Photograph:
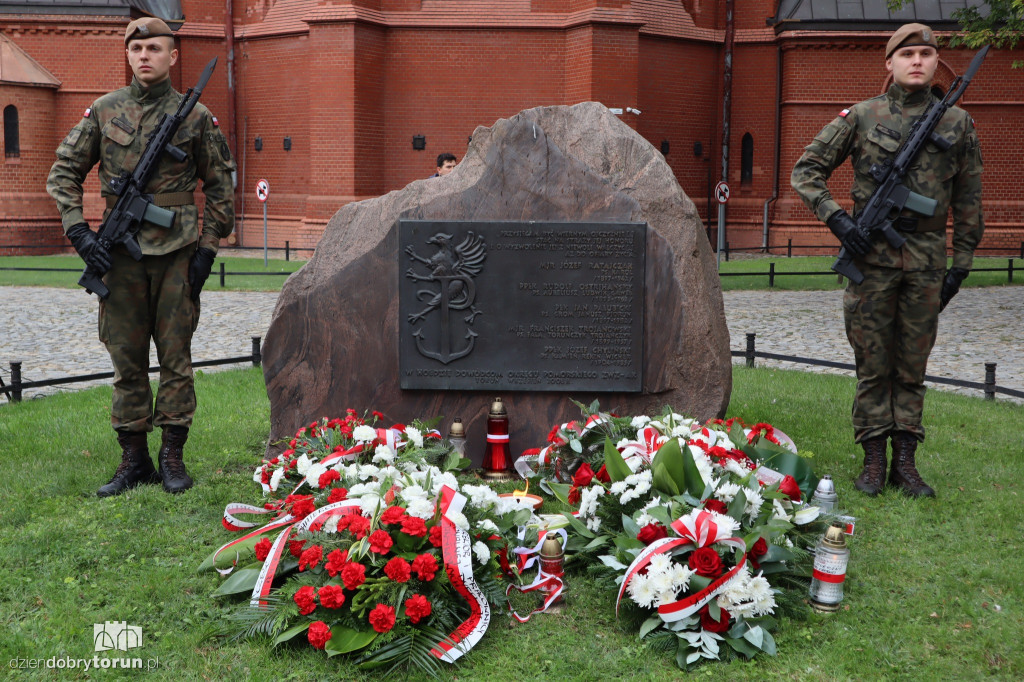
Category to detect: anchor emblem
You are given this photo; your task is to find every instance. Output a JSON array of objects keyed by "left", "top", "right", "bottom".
[{"left": 405, "top": 231, "right": 487, "bottom": 364}]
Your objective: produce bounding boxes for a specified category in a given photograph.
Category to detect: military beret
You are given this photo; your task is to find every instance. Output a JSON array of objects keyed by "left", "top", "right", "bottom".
[
  {"left": 886, "top": 23, "right": 938, "bottom": 59},
  {"left": 124, "top": 17, "right": 175, "bottom": 45}
]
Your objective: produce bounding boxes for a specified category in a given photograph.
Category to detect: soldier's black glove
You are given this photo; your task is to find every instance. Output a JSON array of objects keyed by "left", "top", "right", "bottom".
[
  {"left": 826, "top": 210, "right": 872, "bottom": 257},
  {"left": 939, "top": 267, "right": 969, "bottom": 312},
  {"left": 188, "top": 247, "right": 217, "bottom": 302},
  {"left": 66, "top": 223, "right": 112, "bottom": 273}
]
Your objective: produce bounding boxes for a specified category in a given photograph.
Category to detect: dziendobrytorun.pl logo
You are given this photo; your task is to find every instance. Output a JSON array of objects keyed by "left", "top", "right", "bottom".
[{"left": 8, "top": 621, "right": 159, "bottom": 671}]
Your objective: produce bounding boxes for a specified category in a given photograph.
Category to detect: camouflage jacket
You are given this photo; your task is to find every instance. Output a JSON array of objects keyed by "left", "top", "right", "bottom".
[
  {"left": 791, "top": 83, "right": 984, "bottom": 271},
  {"left": 47, "top": 77, "right": 235, "bottom": 256}
]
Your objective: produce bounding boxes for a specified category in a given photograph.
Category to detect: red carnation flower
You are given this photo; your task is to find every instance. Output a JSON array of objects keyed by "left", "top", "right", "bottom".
[
  {"left": 368, "top": 604, "right": 396, "bottom": 633},
  {"left": 703, "top": 498, "right": 729, "bottom": 515},
  {"left": 348, "top": 514, "right": 371, "bottom": 539},
  {"left": 288, "top": 539, "right": 306, "bottom": 559},
  {"left": 779, "top": 475, "right": 802, "bottom": 502},
  {"left": 287, "top": 494, "right": 316, "bottom": 519},
  {"left": 700, "top": 605, "right": 731, "bottom": 634},
  {"left": 307, "top": 620, "right": 332, "bottom": 650},
  {"left": 428, "top": 524, "right": 444, "bottom": 547},
  {"left": 341, "top": 562, "right": 366, "bottom": 590},
  {"left": 573, "top": 462, "right": 596, "bottom": 487},
  {"left": 293, "top": 585, "right": 316, "bottom": 615},
  {"left": 380, "top": 505, "right": 406, "bottom": 525},
  {"left": 405, "top": 594, "right": 433, "bottom": 624},
  {"left": 689, "top": 547, "right": 724, "bottom": 578},
  {"left": 325, "top": 549, "right": 348, "bottom": 577},
  {"left": 298, "top": 544, "right": 323, "bottom": 571},
  {"left": 411, "top": 553, "right": 439, "bottom": 581},
  {"left": 383, "top": 556, "right": 412, "bottom": 583},
  {"left": 327, "top": 487, "right": 348, "bottom": 504},
  {"left": 368, "top": 529, "right": 394, "bottom": 555},
  {"left": 595, "top": 464, "right": 611, "bottom": 483},
  {"left": 318, "top": 469, "right": 341, "bottom": 488},
  {"left": 317, "top": 584, "right": 346, "bottom": 609},
  {"left": 567, "top": 485, "right": 581, "bottom": 506},
  {"left": 636, "top": 522, "right": 669, "bottom": 546},
  {"left": 400, "top": 515, "right": 427, "bottom": 538},
  {"left": 546, "top": 424, "right": 564, "bottom": 445},
  {"left": 254, "top": 537, "right": 273, "bottom": 562}
]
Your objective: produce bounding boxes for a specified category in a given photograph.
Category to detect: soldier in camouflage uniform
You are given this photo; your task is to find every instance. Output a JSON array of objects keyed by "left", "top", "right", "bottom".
[
  {"left": 791, "top": 23, "right": 984, "bottom": 498},
  {"left": 47, "top": 17, "right": 236, "bottom": 497}
]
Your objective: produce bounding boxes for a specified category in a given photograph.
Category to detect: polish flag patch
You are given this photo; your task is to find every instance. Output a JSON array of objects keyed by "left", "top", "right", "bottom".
[
  {"left": 838, "top": 108, "right": 850, "bottom": 118},
  {"left": 83, "top": 107, "right": 92, "bottom": 118},
  {"left": 212, "top": 116, "right": 220, "bottom": 127}
]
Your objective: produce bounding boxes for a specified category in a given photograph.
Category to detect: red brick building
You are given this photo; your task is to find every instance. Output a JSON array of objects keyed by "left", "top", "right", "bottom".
[{"left": 2, "top": 0, "right": 1020, "bottom": 255}]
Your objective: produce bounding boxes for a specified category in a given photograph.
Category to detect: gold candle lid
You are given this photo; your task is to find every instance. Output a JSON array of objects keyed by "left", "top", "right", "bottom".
[
  {"left": 449, "top": 417, "right": 465, "bottom": 438},
  {"left": 489, "top": 397, "right": 507, "bottom": 417},
  {"left": 821, "top": 522, "right": 847, "bottom": 550},
  {"left": 540, "top": 534, "right": 564, "bottom": 559}
]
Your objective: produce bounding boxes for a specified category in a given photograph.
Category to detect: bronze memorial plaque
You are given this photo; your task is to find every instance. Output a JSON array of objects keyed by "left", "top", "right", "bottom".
[{"left": 399, "top": 220, "right": 645, "bottom": 391}]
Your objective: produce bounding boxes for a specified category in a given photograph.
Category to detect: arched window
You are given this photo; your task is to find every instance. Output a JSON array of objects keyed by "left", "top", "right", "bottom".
[
  {"left": 4, "top": 105, "right": 19, "bottom": 158},
  {"left": 740, "top": 132, "right": 753, "bottom": 186}
]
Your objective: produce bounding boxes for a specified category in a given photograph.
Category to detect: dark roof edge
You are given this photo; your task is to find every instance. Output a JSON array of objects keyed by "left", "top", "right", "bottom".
[{"left": 771, "top": 19, "right": 966, "bottom": 35}]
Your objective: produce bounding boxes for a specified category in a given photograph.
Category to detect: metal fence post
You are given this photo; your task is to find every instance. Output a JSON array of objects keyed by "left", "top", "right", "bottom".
[
  {"left": 787, "top": 238, "right": 792, "bottom": 258},
  {"left": 252, "top": 336, "right": 262, "bottom": 367},
  {"left": 768, "top": 262, "right": 775, "bottom": 288},
  {"left": 11, "top": 361, "right": 22, "bottom": 403},
  {"left": 984, "top": 362, "right": 996, "bottom": 401},
  {"left": 745, "top": 333, "right": 756, "bottom": 368},
  {"left": 725, "top": 241, "right": 730, "bottom": 262},
  {"left": 219, "top": 261, "right": 226, "bottom": 288},
  {"left": 1008, "top": 258, "right": 1014, "bottom": 284},
  {"left": 285, "top": 241, "right": 290, "bottom": 262}
]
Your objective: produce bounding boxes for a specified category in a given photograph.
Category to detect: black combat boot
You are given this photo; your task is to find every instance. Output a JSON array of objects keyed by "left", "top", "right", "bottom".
[
  {"left": 889, "top": 432, "right": 935, "bottom": 498},
  {"left": 97, "top": 431, "right": 160, "bottom": 497},
  {"left": 853, "top": 436, "right": 887, "bottom": 496},
  {"left": 158, "top": 425, "right": 194, "bottom": 494}
]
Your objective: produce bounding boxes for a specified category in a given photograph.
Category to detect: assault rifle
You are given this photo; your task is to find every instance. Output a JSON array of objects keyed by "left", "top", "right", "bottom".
[
  {"left": 832, "top": 45, "right": 989, "bottom": 285},
  {"left": 79, "top": 57, "right": 218, "bottom": 299}
]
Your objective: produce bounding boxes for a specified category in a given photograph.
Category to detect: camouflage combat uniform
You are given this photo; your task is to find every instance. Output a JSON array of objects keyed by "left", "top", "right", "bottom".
[
  {"left": 47, "top": 76, "right": 235, "bottom": 432},
  {"left": 791, "top": 83, "right": 984, "bottom": 443}
]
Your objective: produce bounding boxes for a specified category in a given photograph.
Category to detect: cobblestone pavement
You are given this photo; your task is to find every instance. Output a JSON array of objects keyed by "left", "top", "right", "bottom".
[{"left": 1, "top": 285, "right": 1020, "bottom": 403}]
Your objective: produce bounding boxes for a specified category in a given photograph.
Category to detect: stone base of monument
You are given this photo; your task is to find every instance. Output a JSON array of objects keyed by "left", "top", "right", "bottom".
[{"left": 261, "top": 102, "right": 732, "bottom": 464}]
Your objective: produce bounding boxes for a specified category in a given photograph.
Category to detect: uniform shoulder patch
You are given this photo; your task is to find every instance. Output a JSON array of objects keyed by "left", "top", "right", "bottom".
[
  {"left": 212, "top": 116, "right": 220, "bottom": 127},
  {"left": 83, "top": 107, "right": 92, "bottom": 118},
  {"left": 839, "top": 108, "right": 850, "bottom": 118}
]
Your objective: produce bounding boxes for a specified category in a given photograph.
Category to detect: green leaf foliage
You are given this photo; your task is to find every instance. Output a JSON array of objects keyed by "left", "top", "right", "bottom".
[
  {"left": 602, "top": 438, "right": 632, "bottom": 482},
  {"left": 325, "top": 626, "right": 378, "bottom": 656}
]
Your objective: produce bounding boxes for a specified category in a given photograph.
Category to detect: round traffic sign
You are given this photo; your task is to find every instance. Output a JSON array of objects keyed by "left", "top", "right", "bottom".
[
  {"left": 256, "top": 179, "right": 270, "bottom": 203},
  {"left": 715, "top": 180, "right": 730, "bottom": 205}
]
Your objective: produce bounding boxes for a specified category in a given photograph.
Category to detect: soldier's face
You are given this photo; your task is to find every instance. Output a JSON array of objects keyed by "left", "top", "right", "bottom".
[
  {"left": 886, "top": 46, "right": 938, "bottom": 92},
  {"left": 126, "top": 37, "right": 178, "bottom": 86},
  {"left": 437, "top": 160, "right": 457, "bottom": 176}
]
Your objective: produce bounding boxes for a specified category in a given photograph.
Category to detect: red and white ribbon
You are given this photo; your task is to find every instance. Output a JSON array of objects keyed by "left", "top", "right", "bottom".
[
  {"left": 430, "top": 486, "right": 491, "bottom": 663},
  {"left": 505, "top": 527, "right": 568, "bottom": 622},
  {"left": 617, "top": 426, "right": 667, "bottom": 466}
]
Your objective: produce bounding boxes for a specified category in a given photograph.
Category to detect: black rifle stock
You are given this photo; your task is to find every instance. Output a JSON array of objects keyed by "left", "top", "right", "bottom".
[
  {"left": 832, "top": 45, "right": 989, "bottom": 285},
  {"left": 79, "top": 57, "right": 218, "bottom": 298}
]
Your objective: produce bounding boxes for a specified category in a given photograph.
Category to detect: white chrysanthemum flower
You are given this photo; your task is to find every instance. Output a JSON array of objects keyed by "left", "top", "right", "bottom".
[
  {"left": 269, "top": 467, "right": 286, "bottom": 492},
  {"left": 746, "top": 574, "right": 773, "bottom": 602},
  {"left": 654, "top": 588, "right": 679, "bottom": 607},
  {"left": 627, "top": 573, "right": 656, "bottom": 608},
  {"left": 579, "top": 485, "right": 604, "bottom": 518},
  {"left": 610, "top": 481, "right": 628, "bottom": 495},
  {"left": 714, "top": 481, "right": 741, "bottom": 504},
  {"left": 624, "top": 454, "right": 645, "bottom": 472},
  {"left": 688, "top": 446, "right": 715, "bottom": 485},
  {"left": 253, "top": 467, "right": 264, "bottom": 484},
  {"left": 323, "top": 515, "right": 340, "bottom": 534},
  {"left": 358, "top": 464, "right": 380, "bottom": 479},
  {"left": 722, "top": 458, "right": 750, "bottom": 479},
  {"left": 752, "top": 593, "right": 777, "bottom": 616},
  {"left": 616, "top": 437, "right": 633, "bottom": 450},
  {"left": 359, "top": 494, "right": 382, "bottom": 515},
  {"left": 473, "top": 540, "right": 491, "bottom": 565},
  {"left": 430, "top": 471, "right": 459, "bottom": 496},
  {"left": 670, "top": 424, "right": 691, "bottom": 438},
  {"left": 650, "top": 568, "right": 676, "bottom": 594},
  {"left": 586, "top": 516, "right": 602, "bottom": 532},
  {"left": 783, "top": 537, "right": 794, "bottom": 548},
  {"left": 400, "top": 484, "right": 428, "bottom": 501},
  {"left": 295, "top": 454, "right": 312, "bottom": 476},
  {"left": 372, "top": 444, "right": 395, "bottom": 465},
  {"left": 406, "top": 497, "right": 435, "bottom": 520},
  {"left": 462, "top": 484, "right": 499, "bottom": 510},
  {"left": 406, "top": 426, "right": 424, "bottom": 448},
  {"left": 631, "top": 415, "right": 652, "bottom": 429},
  {"left": 744, "top": 489, "right": 765, "bottom": 520},
  {"left": 648, "top": 553, "right": 672, "bottom": 574},
  {"left": 447, "top": 510, "right": 470, "bottom": 530},
  {"left": 671, "top": 563, "right": 694, "bottom": 591},
  {"left": 304, "top": 463, "right": 327, "bottom": 488},
  {"left": 352, "top": 425, "right": 377, "bottom": 442},
  {"left": 476, "top": 519, "right": 499, "bottom": 534}
]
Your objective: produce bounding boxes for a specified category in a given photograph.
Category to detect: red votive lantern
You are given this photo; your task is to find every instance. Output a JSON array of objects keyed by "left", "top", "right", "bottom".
[{"left": 481, "top": 397, "right": 513, "bottom": 480}]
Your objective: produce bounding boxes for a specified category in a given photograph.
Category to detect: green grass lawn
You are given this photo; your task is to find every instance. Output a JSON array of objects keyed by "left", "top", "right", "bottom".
[
  {"left": 717, "top": 255, "right": 1023, "bottom": 291},
  {"left": 1, "top": 366, "right": 1020, "bottom": 679},
  {"left": 0, "top": 254, "right": 303, "bottom": 292}
]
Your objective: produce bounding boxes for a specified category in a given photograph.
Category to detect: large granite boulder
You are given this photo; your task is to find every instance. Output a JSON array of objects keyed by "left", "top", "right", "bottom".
[{"left": 262, "top": 102, "right": 731, "bottom": 462}]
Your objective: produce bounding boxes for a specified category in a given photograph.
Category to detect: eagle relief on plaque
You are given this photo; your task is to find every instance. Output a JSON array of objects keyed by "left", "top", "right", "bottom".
[{"left": 399, "top": 220, "right": 646, "bottom": 393}]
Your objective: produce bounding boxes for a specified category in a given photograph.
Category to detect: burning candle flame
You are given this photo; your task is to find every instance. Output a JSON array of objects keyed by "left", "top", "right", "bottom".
[{"left": 512, "top": 480, "right": 529, "bottom": 497}]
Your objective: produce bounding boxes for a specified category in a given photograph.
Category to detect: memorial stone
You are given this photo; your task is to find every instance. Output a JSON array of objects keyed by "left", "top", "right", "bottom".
[{"left": 262, "top": 102, "right": 732, "bottom": 464}]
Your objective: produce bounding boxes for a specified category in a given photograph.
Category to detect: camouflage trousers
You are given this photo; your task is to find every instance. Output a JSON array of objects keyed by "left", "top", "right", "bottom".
[
  {"left": 843, "top": 264, "right": 943, "bottom": 444},
  {"left": 99, "top": 245, "right": 200, "bottom": 433}
]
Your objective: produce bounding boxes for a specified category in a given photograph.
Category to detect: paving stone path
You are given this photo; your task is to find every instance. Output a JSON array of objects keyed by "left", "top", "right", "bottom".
[{"left": 1, "top": 286, "right": 1020, "bottom": 403}]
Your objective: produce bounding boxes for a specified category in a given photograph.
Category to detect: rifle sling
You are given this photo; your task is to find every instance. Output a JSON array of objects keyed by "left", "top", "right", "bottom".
[{"left": 105, "top": 191, "right": 194, "bottom": 208}]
